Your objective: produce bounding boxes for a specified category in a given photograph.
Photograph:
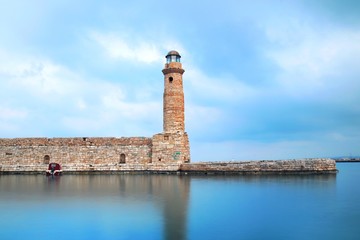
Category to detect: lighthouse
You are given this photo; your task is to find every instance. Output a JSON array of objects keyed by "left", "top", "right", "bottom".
[
  {"left": 151, "top": 51, "right": 190, "bottom": 164},
  {"left": 162, "top": 50, "right": 185, "bottom": 133}
]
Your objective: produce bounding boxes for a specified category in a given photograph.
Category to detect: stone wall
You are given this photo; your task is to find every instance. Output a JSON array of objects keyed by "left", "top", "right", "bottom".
[
  {"left": 0, "top": 137, "right": 157, "bottom": 172},
  {"left": 1, "top": 138, "right": 337, "bottom": 174},
  {"left": 179, "top": 159, "right": 337, "bottom": 174},
  {"left": 152, "top": 132, "right": 190, "bottom": 164}
]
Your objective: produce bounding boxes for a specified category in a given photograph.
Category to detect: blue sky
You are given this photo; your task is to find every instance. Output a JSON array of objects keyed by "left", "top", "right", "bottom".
[{"left": 0, "top": 0, "right": 359, "bottom": 161}]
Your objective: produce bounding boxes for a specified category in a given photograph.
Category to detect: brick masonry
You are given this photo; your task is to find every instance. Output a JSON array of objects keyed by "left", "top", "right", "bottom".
[
  {"left": 152, "top": 132, "right": 190, "bottom": 165},
  {"left": 162, "top": 61, "right": 185, "bottom": 133}
]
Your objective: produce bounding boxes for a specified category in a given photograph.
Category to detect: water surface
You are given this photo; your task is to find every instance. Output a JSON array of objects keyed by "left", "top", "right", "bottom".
[{"left": 0, "top": 163, "right": 359, "bottom": 240}]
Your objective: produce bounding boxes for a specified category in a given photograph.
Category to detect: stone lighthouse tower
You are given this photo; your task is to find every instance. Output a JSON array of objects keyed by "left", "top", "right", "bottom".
[
  {"left": 163, "top": 50, "right": 185, "bottom": 133},
  {"left": 152, "top": 51, "right": 190, "bottom": 164}
]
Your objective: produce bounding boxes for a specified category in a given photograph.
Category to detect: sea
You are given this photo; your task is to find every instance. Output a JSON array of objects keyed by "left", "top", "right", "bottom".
[{"left": 0, "top": 162, "right": 359, "bottom": 240}]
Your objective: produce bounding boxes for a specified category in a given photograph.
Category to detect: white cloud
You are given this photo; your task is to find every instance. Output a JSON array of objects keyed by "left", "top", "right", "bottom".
[
  {"left": 0, "top": 121, "right": 19, "bottom": 133},
  {"left": 186, "top": 104, "right": 222, "bottom": 132},
  {"left": 101, "top": 90, "right": 161, "bottom": 120},
  {"left": 266, "top": 27, "right": 360, "bottom": 93},
  {"left": 0, "top": 49, "right": 164, "bottom": 136},
  {"left": 62, "top": 116, "right": 103, "bottom": 132},
  {"left": 186, "top": 67, "right": 258, "bottom": 102},
  {"left": 76, "top": 99, "right": 87, "bottom": 110},
  {"left": 0, "top": 106, "right": 27, "bottom": 120},
  {"left": 90, "top": 32, "right": 163, "bottom": 64},
  {"left": 271, "top": 31, "right": 360, "bottom": 73},
  {"left": 0, "top": 106, "right": 28, "bottom": 136},
  {"left": 0, "top": 55, "right": 83, "bottom": 99},
  {"left": 89, "top": 31, "right": 188, "bottom": 65}
]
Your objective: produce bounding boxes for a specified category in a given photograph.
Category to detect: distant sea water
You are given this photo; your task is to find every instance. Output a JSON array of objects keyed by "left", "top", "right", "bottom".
[{"left": 0, "top": 163, "right": 359, "bottom": 240}]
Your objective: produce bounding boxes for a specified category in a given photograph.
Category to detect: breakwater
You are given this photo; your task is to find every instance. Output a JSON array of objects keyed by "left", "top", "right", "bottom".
[
  {"left": 0, "top": 158, "right": 337, "bottom": 174},
  {"left": 335, "top": 158, "right": 360, "bottom": 163},
  {"left": 179, "top": 159, "right": 337, "bottom": 174}
]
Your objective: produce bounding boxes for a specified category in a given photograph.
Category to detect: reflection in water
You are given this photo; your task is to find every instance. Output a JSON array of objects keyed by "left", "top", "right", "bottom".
[
  {"left": 112, "top": 175, "right": 190, "bottom": 240},
  {"left": 0, "top": 174, "right": 191, "bottom": 240},
  {"left": 0, "top": 173, "right": 339, "bottom": 240},
  {"left": 189, "top": 173, "right": 337, "bottom": 185}
]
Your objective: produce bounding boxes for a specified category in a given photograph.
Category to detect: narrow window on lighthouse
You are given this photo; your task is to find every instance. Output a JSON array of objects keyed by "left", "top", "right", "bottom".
[{"left": 169, "top": 77, "right": 173, "bottom": 83}]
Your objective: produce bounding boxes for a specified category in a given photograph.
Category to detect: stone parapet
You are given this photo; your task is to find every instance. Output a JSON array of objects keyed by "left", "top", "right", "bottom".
[{"left": 0, "top": 137, "right": 151, "bottom": 146}]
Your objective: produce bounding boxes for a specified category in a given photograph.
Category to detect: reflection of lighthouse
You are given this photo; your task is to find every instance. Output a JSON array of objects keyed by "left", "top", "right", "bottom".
[
  {"left": 154, "top": 176, "right": 190, "bottom": 240},
  {"left": 116, "top": 175, "right": 190, "bottom": 240}
]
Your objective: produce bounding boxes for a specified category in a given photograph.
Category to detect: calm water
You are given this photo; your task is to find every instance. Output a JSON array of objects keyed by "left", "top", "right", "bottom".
[{"left": 0, "top": 163, "right": 359, "bottom": 240}]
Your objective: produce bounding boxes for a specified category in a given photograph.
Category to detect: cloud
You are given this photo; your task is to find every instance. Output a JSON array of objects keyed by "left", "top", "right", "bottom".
[
  {"left": 181, "top": 18, "right": 360, "bottom": 153},
  {"left": 90, "top": 32, "right": 163, "bottom": 64},
  {"left": 76, "top": 99, "right": 87, "bottom": 110},
  {"left": 1, "top": 0, "right": 359, "bottom": 159},
  {"left": 263, "top": 26, "right": 360, "bottom": 135},
  {"left": 0, "top": 55, "right": 83, "bottom": 100},
  {"left": 88, "top": 30, "right": 189, "bottom": 67},
  {"left": 267, "top": 29, "right": 360, "bottom": 79},
  {"left": 62, "top": 117, "right": 103, "bottom": 132},
  {"left": 0, "top": 106, "right": 28, "bottom": 120},
  {"left": 302, "top": 0, "right": 360, "bottom": 25},
  {"left": 100, "top": 88, "right": 162, "bottom": 121},
  {"left": 0, "top": 48, "right": 164, "bottom": 137},
  {"left": 185, "top": 67, "right": 258, "bottom": 103},
  {"left": 0, "top": 105, "right": 28, "bottom": 135},
  {"left": 186, "top": 104, "right": 223, "bottom": 137}
]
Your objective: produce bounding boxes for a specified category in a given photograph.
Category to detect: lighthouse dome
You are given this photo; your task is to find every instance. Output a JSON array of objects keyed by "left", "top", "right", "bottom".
[{"left": 165, "top": 50, "right": 181, "bottom": 63}]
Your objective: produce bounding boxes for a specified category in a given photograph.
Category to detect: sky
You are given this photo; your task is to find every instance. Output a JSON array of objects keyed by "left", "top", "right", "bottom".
[{"left": 0, "top": 0, "right": 359, "bottom": 161}]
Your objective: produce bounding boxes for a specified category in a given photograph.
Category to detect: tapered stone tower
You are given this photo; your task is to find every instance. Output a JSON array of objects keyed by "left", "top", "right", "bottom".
[
  {"left": 163, "top": 50, "right": 185, "bottom": 133},
  {"left": 152, "top": 51, "right": 190, "bottom": 164}
]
